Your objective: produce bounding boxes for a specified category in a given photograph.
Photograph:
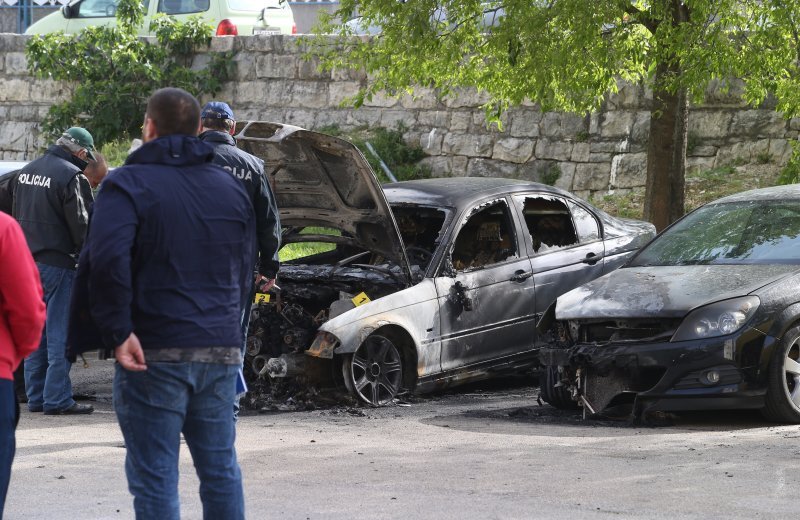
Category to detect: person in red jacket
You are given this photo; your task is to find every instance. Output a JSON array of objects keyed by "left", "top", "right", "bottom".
[{"left": 0, "top": 212, "right": 45, "bottom": 516}]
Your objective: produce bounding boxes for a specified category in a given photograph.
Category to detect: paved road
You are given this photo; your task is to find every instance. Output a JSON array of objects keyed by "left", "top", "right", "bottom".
[{"left": 5, "top": 359, "right": 800, "bottom": 519}]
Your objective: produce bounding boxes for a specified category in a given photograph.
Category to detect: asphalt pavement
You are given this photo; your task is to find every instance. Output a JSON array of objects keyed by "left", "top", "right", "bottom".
[{"left": 5, "top": 359, "right": 800, "bottom": 519}]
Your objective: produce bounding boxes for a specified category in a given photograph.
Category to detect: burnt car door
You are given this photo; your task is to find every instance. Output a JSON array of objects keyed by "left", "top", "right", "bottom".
[
  {"left": 512, "top": 194, "right": 605, "bottom": 328},
  {"left": 435, "top": 197, "right": 537, "bottom": 371}
]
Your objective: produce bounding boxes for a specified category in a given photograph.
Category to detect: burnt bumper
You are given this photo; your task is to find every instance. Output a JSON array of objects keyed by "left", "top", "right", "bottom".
[{"left": 540, "top": 327, "right": 771, "bottom": 412}]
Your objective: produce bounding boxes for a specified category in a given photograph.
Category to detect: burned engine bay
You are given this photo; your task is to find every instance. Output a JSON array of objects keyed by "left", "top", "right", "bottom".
[{"left": 242, "top": 206, "right": 446, "bottom": 410}]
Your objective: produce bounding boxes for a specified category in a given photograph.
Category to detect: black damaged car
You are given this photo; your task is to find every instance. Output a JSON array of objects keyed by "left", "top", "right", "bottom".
[{"left": 538, "top": 184, "right": 800, "bottom": 423}]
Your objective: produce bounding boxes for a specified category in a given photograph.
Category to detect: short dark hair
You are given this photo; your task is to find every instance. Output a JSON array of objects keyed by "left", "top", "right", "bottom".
[
  {"left": 145, "top": 88, "right": 201, "bottom": 137},
  {"left": 202, "top": 117, "right": 235, "bottom": 133}
]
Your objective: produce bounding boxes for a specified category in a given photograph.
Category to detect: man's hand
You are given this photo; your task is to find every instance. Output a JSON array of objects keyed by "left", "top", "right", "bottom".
[
  {"left": 115, "top": 332, "right": 147, "bottom": 371},
  {"left": 255, "top": 275, "right": 276, "bottom": 292}
]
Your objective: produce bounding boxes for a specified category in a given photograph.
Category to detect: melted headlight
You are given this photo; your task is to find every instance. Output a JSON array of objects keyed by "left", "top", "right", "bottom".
[{"left": 672, "top": 296, "right": 760, "bottom": 342}]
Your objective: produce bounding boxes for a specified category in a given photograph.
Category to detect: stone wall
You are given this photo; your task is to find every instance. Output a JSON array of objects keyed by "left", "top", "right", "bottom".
[{"left": 0, "top": 33, "right": 797, "bottom": 199}]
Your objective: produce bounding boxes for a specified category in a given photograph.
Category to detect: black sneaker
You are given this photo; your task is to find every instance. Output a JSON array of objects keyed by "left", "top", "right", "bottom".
[{"left": 44, "top": 403, "right": 94, "bottom": 415}]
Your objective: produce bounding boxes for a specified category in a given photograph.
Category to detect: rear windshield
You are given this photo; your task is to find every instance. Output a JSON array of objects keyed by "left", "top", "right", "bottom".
[
  {"left": 227, "top": 0, "right": 288, "bottom": 11},
  {"left": 630, "top": 200, "right": 800, "bottom": 266}
]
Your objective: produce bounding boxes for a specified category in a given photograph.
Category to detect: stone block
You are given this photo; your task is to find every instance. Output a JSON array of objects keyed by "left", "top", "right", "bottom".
[
  {"left": 5, "top": 53, "right": 27, "bottom": 75},
  {"left": 630, "top": 111, "right": 650, "bottom": 143},
  {"left": 380, "top": 110, "right": 417, "bottom": 129},
  {"left": 561, "top": 113, "right": 587, "bottom": 136},
  {"left": 239, "top": 80, "right": 272, "bottom": 104},
  {"left": 790, "top": 118, "right": 800, "bottom": 131},
  {"left": 508, "top": 109, "right": 541, "bottom": 137},
  {"left": 730, "top": 110, "right": 787, "bottom": 138},
  {"left": 534, "top": 138, "right": 573, "bottom": 161},
  {"left": 600, "top": 111, "right": 636, "bottom": 138},
  {"left": 419, "top": 156, "right": 453, "bottom": 177},
  {"left": 769, "top": 138, "right": 793, "bottom": 165},
  {"left": 443, "top": 87, "right": 489, "bottom": 108},
  {"left": 492, "top": 137, "right": 534, "bottom": 163},
  {"left": 0, "top": 78, "right": 31, "bottom": 102},
  {"left": 610, "top": 152, "right": 646, "bottom": 189},
  {"left": 242, "top": 35, "right": 283, "bottom": 52},
  {"left": 450, "top": 112, "right": 472, "bottom": 132},
  {"left": 443, "top": 133, "right": 494, "bottom": 157},
  {"left": 331, "top": 66, "right": 366, "bottom": 82},
  {"left": 328, "top": 81, "right": 361, "bottom": 106},
  {"left": 704, "top": 78, "right": 747, "bottom": 106},
  {"left": 419, "top": 128, "right": 444, "bottom": 155},
  {"left": 256, "top": 108, "right": 286, "bottom": 123},
  {"left": 208, "top": 36, "right": 236, "bottom": 53},
  {"left": 690, "top": 145, "right": 717, "bottom": 157},
  {"left": 540, "top": 113, "right": 562, "bottom": 138},
  {"left": 291, "top": 81, "right": 330, "bottom": 108},
  {"left": 399, "top": 88, "right": 440, "bottom": 110},
  {"left": 417, "top": 110, "right": 450, "bottom": 128},
  {"left": 714, "top": 142, "right": 754, "bottom": 167},
  {"left": 572, "top": 162, "right": 611, "bottom": 191},
  {"left": 466, "top": 158, "right": 519, "bottom": 178},
  {"left": 346, "top": 108, "right": 383, "bottom": 127},
  {"left": 587, "top": 152, "right": 613, "bottom": 163},
  {"left": 0, "top": 122, "right": 35, "bottom": 151},
  {"left": 297, "top": 57, "right": 329, "bottom": 80},
  {"left": 687, "top": 156, "right": 716, "bottom": 173},
  {"left": 284, "top": 108, "right": 317, "bottom": 128},
  {"left": 256, "top": 54, "right": 298, "bottom": 79},
  {"left": 689, "top": 111, "right": 733, "bottom": 139},
  {"left": 364, "top": 91, "right": 398, "bottom": 108},
  {"left": 607, "top": 80, "right": 645, "bottom": 109},
  {"left": 554, "top": 162, "right": 577, "bottom": 191},
  {"left": 314, "top": 109, "right": 348, "bottom": 130},
  {"left": 571, "top": 142, "right": 590, "bottom": 162}
]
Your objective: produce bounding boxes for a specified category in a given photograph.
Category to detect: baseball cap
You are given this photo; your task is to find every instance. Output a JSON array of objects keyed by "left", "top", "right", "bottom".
[
  {"left": 62, "top": 127, "right": 96, "bottom": 160},
  {"left": 201, "top": 101, "right": 235, "bottom": 120}
]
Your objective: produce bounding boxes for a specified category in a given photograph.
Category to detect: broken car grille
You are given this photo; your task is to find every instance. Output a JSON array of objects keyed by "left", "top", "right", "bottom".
[{"left": 576, "top": 319, "right": 683, "bottom": 344}]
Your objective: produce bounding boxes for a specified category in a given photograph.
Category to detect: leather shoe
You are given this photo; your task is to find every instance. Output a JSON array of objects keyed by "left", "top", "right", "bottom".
[
  {"left": 44, "top": 403, "right": 94, "bottom": 415},
  {"left": 28, "top": 405, "right": 43, "bottom": 413}
]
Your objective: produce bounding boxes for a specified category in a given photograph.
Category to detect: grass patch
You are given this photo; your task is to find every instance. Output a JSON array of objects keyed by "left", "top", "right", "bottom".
[{"left": 99, "top": 138, "right": 137, "bottom": 167}]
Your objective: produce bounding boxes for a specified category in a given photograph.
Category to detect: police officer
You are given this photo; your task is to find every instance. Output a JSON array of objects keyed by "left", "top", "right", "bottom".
[
  {"left": 13, "top": 127, "right": 95, "bottom": 415},
  {"left": 199, "top": 102, "right": 281, "bottom": 413}
]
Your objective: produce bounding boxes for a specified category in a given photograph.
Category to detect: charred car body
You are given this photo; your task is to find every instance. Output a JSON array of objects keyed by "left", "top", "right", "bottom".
[
  {"left": 236, "top": 122, "right": 655, "bottom": 406},
  {"left": 538, "top": 185, "right": 800, "bottom": 423}
]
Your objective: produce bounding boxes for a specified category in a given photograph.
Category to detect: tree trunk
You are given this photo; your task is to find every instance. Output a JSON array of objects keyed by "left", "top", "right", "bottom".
[
  {"left": 643, "top": 64, "right": 689, "bottom": 231},
  {"left": 643, "top": 0, "right": 690, "bottom": 232}
]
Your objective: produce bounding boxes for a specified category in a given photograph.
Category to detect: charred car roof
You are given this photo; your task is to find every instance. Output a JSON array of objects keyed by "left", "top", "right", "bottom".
[{"left": 383, "top": 177, "right": 576, "bottom": 208}]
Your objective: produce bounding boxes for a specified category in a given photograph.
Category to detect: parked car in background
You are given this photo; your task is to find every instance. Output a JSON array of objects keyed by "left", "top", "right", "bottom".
[
  {"left": 25, "top": 0, "right": 296, "bottom": 36},
  {"left": 538, "top": 184, "right": 800, "bottom": 423},
  {"left": 236, "top": 122, "right": 656, "bottom": 406}
]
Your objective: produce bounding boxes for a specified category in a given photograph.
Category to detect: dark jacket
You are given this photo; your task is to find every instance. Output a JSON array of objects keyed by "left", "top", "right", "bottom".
[
  {"left": 0, "top": 170, "right": 19, "bottom": 215},
  {"left": 12, "top": 145, "right": 91, "bottom": 269},
  {"left": 67, "top": 136, "right": 255, "bottom": 357},
  {"left": 199, "top": 130, "right": 281, "bottom": 278}
]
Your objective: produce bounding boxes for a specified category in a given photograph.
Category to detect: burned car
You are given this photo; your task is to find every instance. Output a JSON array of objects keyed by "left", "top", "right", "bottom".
[
  {"left": 538, "top": 184, "right": 800, "bottom": 423},
  {"left": 236, "top": 122, "right": 655, "bottom": 406}
]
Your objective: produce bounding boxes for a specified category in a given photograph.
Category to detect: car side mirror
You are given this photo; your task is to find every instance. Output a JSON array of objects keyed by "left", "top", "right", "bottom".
[
  {"left": 454, "top": 281, "right": 474, "bottom": 311},
  {"left": 61, "top": 4, "right": 74, "bottom": 18}
]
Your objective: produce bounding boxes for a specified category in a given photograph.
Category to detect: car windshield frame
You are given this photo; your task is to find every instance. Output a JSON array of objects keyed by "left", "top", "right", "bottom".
[{"left": 629, "top": 199, "right": 800, "bottom": 267}]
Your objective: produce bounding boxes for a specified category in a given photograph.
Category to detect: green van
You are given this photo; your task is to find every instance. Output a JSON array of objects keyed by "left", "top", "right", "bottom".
[{"left": 24, "top": 0, "right": 296, "bottom": 36}]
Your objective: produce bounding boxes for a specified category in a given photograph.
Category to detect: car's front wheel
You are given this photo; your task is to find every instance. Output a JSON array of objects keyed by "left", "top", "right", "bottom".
[
  {"left": 342, "top": 334, "right": 403, "bottom": 406},
  {"left": 763, "top": 325, "right": 800, "bottom": 423}
]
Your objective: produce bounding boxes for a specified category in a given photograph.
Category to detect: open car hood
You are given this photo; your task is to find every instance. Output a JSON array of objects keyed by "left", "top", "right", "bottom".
[{"left": 236, "top": 122, "right": 412, "bottom": 284}]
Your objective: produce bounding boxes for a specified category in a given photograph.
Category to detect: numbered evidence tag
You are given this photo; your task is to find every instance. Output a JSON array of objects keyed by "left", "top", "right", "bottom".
[
  {"left": 254, "top": 293, "right": 270, "bottom": 304},
  {"left": 351, "top": 292, "right": 371, "bottom": 306}
]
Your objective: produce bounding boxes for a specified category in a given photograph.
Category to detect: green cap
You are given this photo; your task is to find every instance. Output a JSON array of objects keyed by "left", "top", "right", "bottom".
[{"left": 62, "top": 127, "right": 96, "bottom": 160}]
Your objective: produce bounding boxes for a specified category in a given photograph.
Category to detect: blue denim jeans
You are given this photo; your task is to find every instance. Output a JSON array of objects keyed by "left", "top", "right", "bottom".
[
  {"left": 25, "top": 263, "right": 75, "bottom": 412},
  {"left": 0, "top": 379, "right": 18, "bottom": 518},
  {"left": 113, "top": 361, "right": 244, "bottom": 520}
]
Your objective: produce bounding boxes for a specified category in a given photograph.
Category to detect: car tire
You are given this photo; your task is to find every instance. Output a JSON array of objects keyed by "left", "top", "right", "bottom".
[
  {"left": 342, "top": 334, "right": 403, "bottom": 406},
  {"left": 762, "top": 325, "right": 800, "bottom": 423},
  {"left": 539, "top": 366, "right": 579, "bottom": 410}
]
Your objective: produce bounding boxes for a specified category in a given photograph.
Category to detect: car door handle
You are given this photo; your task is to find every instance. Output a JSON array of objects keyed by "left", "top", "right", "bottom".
[
  {"left": 510, "top": 270, "right": 533, "bottom": 282},
  {"left": 581, "top": 252, "right": 603, "bottom": 265}
]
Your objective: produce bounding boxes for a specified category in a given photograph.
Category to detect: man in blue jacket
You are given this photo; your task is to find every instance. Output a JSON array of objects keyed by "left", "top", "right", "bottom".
[{"left": 72, "top": 88, "right": 254, "bottom": 519}]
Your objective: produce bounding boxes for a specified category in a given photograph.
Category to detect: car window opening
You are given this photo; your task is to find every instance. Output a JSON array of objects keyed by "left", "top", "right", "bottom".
[
  {"left": 520, "top": 196, "right": 578, "bottom": 253},
  {"left": 452, "top": 201, "right": 517, "bottom": 271}
]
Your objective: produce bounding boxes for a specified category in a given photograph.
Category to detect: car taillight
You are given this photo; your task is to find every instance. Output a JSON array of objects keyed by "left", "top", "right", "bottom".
[
  {"left": 292, "top": 22, "right": 297, "bottom": 34},
  {"left": 216, "top": 19, "right": 238, "bottom": 36}
]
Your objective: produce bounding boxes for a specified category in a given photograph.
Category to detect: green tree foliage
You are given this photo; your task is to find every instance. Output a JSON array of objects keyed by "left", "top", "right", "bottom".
[
  {"left": 26, "top": 0, "right": 235, "bottom": 146},
  {"left": 308, "top": 1, "right": 795, "bottom": 230}
]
